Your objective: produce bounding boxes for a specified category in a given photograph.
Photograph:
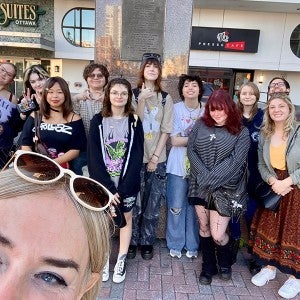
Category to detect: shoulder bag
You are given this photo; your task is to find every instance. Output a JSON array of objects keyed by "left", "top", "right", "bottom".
[{"left": 33, "top": 111, "right": 49, "bottom": 156}]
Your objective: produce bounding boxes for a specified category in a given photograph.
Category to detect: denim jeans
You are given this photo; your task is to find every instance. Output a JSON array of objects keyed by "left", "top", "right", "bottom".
[
  {"left": 166, "top": 174, "right": 199, "bottom": 252},
  {"left": 69, "top": 151, "right": 87, "bottom": 175},
  {"left": 131, "top": 162, "right": 166, "bottom": 246}
]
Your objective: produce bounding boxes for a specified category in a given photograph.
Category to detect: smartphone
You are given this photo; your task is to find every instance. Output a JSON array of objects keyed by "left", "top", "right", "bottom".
[{"left": 17, "top": 97, "right": 37, "bottom": 114}]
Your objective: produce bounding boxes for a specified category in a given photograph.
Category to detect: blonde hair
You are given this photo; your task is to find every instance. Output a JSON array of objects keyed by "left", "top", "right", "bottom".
[
  {"left": 0, "top": 168, "right": 112, "bottom": 300},
  {"left": 260, "top": 92, "right": 296, "bottom": 139},
  {"left": 237, "top": 82, "right": 260, "bottom": 121}
]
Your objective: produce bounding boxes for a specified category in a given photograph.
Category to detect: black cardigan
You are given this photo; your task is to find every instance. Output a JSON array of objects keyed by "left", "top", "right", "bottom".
[{"left": 87, "top": 113, "right": 144, "bottom": 199}]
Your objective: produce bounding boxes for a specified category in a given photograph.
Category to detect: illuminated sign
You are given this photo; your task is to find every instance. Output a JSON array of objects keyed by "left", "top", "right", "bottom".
[
  {"left": 191, "top": 27, "right": 260, "bottom": 53},
  {"left": 0, "top": 3, "right": 45, "bottom": 27}
]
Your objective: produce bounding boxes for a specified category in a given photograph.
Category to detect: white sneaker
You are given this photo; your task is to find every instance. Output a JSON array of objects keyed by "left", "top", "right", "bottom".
[
  {"left": 186, "top": 250, "right": 198, "bottom": 258},
  {"left": 251, "top": 267, "right": 276, "bottom": 287},
  {"left": 102, "top": 258, "right": 109, "bottom": 282},
  {"left": 169, "top": 249, "right": 182, "bottom": 258},
  {"left": 113, "top": 255, "right": 127, "bottom": 283},
  {"left": 278, "top": 277, "right": 300, "bottom": 299}
]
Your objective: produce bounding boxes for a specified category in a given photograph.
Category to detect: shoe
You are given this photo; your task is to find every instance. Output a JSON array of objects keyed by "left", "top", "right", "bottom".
[
  {"left": 199, "top": 271, "right": 214, "bottom": 285},
  {"left": 169, "top": 249, "right": 182, "bottom": 258},
  {"left": 127, "top": 245, "right": 137, "bottom": 259},
  {"left": 278, "top": 277, "right": 300, "bottom": 299},
  {"left": 219, "top": 267, "right": 232, "bottom": 281},
  {"left": 113, "top": 255, "right": 127, "bottom": 283},
  {"left": 186, "top": 250, "right": 198, "bottom": 258},
  {"left": 102, "top": 258, "right": 109, "bottom": 282},
  {"left": 249, "top": 258, "right": 261, "bottom": 275},
  {"left": 251, "top": 267, "right": 276, "bottom": 287},
  {"left": 141, "top": 245, "right": 153, "bottom": 260}
]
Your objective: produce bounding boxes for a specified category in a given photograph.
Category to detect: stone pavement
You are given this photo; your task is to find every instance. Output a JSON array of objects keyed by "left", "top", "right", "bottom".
[{"left": 98, "top": 238, "right": 300, "bottom": 300}]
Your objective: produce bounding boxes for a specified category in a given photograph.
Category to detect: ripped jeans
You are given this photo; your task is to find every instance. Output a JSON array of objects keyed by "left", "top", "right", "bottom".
[{"left": 166, "top": 173, "right": 200, "bottom": 252}]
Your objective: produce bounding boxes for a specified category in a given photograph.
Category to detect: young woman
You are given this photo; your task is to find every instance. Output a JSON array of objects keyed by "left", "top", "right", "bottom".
[
  {"left": 229, "top": 82, "right": 264, "bottom": 273},
  {"left": 87, "top": 78, "right": 144, "bottom": 283},
  {"left": 250, "top": 93, "right": 300, "bottom": 299},
  {"left": 20, "top": 77, "right": 86, "bottom": 168},
  {"left": 166, "top": 74, "right": 203, "bottom": 259},
  {"left": 187, "top": 89, "right": 250, "bottom": 285},
  {"left": 71, "top": 63, "right": 109, "bottom": 175},
  {"left": 129, "top": 53, "right": 173, "bottom": 260},
  {"left": 0, "top": 62, "right": 20, "bottom": 169}
]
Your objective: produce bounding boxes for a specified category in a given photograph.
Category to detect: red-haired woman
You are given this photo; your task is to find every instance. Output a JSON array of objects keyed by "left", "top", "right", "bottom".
[{"left": 187, "top": 89, "right": 250, "bottom": 285}]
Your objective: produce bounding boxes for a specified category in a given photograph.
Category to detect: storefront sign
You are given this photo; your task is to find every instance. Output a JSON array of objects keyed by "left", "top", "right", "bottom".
[
  {"left": 0, "top": 3, "right": 45, "bottom": 27},
  {"left": 191, "top": 27, "right": 260, "bottom": 53}
]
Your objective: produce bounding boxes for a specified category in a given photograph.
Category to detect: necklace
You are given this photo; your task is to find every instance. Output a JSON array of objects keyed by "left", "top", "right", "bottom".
[
  {"left": 50, "top": 107, "right": 60, "bottom": 112},
  {"left": 184, "top": 102, "right": 200, "bottom": 118}
]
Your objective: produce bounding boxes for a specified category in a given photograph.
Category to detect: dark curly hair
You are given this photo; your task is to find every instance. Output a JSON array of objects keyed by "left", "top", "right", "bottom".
[
  {"left": 178, "top": 74, "right": 204, "bottom": 103},
  {"left": 83, "top": 63, "right": 110, "bottom": 87}
]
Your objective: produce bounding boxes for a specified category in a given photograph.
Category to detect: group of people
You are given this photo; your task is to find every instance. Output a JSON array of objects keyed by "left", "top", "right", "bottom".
[{"left": 0, "top": 55, "right": 299, "bottom": 300}]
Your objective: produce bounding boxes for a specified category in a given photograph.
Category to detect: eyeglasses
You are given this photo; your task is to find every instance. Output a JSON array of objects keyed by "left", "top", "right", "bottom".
[
  {"left": 110, "top": 91, "right": 128, "bottom": 98},
  {"left": 0, "top": 65, "right": 14, "bottom": 79},
  {"left": 141, "top": 53, "right": 162, "bottom": 64},
  {"left": 88, "top": 73, "right": 104, "bottom": 79},
  {"left": 269, "top": 82, "right": 285, "bottom": 88},
  {"left": 3, "top": 150, "right": 113, "bottom": 212}
]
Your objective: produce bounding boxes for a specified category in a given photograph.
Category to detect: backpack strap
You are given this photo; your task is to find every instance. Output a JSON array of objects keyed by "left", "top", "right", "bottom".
[{"left": 132, "top": 88, "right": 168, "bottom": 106}]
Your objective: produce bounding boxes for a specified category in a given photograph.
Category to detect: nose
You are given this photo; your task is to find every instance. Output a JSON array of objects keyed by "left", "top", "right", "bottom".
[{"left": 0, "top": 274, "right": 27, "bottom": 300}]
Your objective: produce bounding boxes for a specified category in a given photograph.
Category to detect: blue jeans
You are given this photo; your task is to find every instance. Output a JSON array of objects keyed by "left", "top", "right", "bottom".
[
  {"left": 166, "top": 174, "right": 199, "bottom": 252},
  {"left": 131, "top": 162, "right": 167, "bottom": 246}
]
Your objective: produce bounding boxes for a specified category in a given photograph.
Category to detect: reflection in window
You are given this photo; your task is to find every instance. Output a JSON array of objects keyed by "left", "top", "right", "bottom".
[
  {"left": 290, "top": 24, "right": 300, "bottom": 58},
  {"left": 62, "top": 8, "right": 95, "bottom": 48}
]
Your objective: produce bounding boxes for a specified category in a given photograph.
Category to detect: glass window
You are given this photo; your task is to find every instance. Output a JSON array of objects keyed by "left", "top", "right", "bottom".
[
  {"left": 62, "top": 8, "right": 95, "bottom": 48},
  {"left": 290, "top": 24, "right": 300, "bottom": 58}
]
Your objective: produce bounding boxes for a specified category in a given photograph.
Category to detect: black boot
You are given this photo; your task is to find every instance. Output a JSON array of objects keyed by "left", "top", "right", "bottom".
[
  {"left": 199, "top": 236, "right": 218, "bottom": 285},
  {"left": 231, "top": 238, "right": 240, "bottom": 264},
  {"left": 216, "top": 240, "right": 233, "bottom": 281}
]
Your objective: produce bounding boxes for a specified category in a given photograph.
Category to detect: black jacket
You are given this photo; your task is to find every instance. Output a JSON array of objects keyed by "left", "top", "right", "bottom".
[{"left": 87, "top": 113, "right": 144, "bottom": 199}]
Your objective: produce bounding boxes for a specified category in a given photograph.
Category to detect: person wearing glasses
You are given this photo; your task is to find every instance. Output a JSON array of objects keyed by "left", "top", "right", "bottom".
[
  {"left": 0, "top": 150, "right": 112, "bottom": 299},
  {"left": 71, "top": 63, "right": 110, "bottom": 175},
  {"left": 166, "top": 74, "right": 203, "bottom": 259},
  {"left": 88, "top": 78, "right": 144, "bottom": 283},
  {"left": 20, "top": 77, "right": 86, "bottom": 169},
  {"left": 18, "top": 64, "right": 50, "bottom": 120},
  {"left": 249, "top": 93, "right": 300, "bottom": 299},
  {"left": 129, "top": 53, "right": 173, "bottom": 260},
  {"left": 267, "top": 77, "right": 290, "bottom": 97},
  {"left": 0, "top": 62, "right": 21, "bottom": 169}
]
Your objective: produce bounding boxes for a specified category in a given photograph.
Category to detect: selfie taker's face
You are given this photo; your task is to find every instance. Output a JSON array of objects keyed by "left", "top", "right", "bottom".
[{"left": 0, "top": 189, "right": 98, "bottom": 299}]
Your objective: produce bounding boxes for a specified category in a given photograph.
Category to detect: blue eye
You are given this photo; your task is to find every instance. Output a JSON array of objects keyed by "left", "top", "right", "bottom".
[{"left": 35, "top": 272, "right": 67, "bottom": 287}]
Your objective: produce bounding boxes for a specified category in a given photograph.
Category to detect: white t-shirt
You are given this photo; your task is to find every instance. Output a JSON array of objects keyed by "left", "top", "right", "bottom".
[{"left": 166, "top": 101, "right": 204, "bottom": 177}]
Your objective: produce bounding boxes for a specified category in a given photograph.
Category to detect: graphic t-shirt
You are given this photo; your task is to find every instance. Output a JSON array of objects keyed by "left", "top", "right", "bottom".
[
  {"left": 166, "top": 101, "right": 204, "bottom": 177},
  {"left": 21, "top": 116, "right": 86, "bottom": 157},
  {"left": 102, "top": 116, "right": 129, "bottom": 186},
  {"left": 0, "top": 96, "right": 19, "bottom": 149}
]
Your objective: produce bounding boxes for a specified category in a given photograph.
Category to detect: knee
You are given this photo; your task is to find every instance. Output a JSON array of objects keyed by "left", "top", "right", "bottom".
[
  {"left": 212, "top": 233, "right": 228, "bottom": 245},
  {"left": 170, "top": 207, "right": 181, "bottom": 216},
  {"left": 199, "top": 223, "right": 211, "bottom": 236}
]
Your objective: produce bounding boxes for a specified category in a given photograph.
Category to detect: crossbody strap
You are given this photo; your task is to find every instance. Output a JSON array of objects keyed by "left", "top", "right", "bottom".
[{"left": 286, "top": 125, "right": 300, "bottom": 153}]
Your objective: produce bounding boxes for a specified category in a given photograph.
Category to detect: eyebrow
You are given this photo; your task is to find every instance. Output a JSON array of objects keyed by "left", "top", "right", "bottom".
[
  {"left": 42, "top": 258, "right": 80, "bottom": 272},
  {"left": 0, "top": 232, "right": 14, "bottom": 249}
]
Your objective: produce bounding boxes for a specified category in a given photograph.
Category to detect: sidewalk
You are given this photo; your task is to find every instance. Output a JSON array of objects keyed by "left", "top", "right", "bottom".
[{"left": 98, "top": 238, "right": 300, "bottom": 300}]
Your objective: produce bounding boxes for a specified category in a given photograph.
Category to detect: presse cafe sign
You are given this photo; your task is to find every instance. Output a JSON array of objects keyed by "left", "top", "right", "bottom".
[{"left": 0, "top": 2, "right": 45, "bottom": 27}]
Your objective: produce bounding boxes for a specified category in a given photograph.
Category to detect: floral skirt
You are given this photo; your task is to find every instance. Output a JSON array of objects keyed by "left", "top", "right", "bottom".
[{"left": 249, "top": 170, "right": 300, "bottom": 278}]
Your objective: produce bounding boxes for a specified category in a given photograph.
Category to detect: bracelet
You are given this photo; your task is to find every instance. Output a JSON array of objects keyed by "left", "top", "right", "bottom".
[{"left": 152, "top": 153, "right": 159, "bottom": 158}]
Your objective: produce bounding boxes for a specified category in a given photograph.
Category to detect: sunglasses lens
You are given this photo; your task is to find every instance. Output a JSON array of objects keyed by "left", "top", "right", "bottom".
[
  {"left": 16, "top": 153, "right": 60, "bottom": 181},
  {"left": 73, "top": 178, "right": 110, "bottom": 209}
]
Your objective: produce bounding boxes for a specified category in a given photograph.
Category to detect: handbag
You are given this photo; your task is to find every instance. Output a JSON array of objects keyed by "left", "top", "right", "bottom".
[
  {"left": 212, "top": 165, "right": 248, "bottom": 218},
  {"left": 254, "top": 181, "right": 281, "bottom": 211},
  {"left": 34, "top": 111, "right": 49, "bottom": 156},
  {"left": 255, "top": 125, "right": 299, "bottom": 211}
]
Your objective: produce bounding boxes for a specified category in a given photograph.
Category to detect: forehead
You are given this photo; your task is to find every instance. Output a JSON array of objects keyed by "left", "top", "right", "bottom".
[
  {"left": 184, "top": 80, "right": 199, "bottom": 86},
  {"left": 271, "top": 79, "right": 285, "bottom": 84},
  {"left": 269, "top": 98, "right": 288, "bottom": 106},
  {"left": 90, "top": 68, "right": 102, "bottom": 73},
  {"left": 48, "top": 82, "right": 62, "bottom": 89},
  {"left": 241, "top": 85, "right": 254, "bottom": 92},
  {"left": 111, "top": 83, "right": 127, "bottom": 91}
]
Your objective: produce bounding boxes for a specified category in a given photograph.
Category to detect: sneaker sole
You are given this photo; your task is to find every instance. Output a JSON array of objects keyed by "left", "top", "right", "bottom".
[
  {"left": 113, "top": 272, "right": 126, "bottom": 283},
  {"left": 102, "top": 275, "right": 109, "bottom": 282},
  {"left": 251, "top": 274, "right": 276, "bottom": 287},
  {"left": 278, "top": 290, "right": 300, "bottom": 299}
]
